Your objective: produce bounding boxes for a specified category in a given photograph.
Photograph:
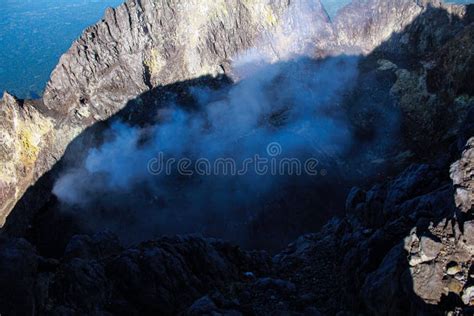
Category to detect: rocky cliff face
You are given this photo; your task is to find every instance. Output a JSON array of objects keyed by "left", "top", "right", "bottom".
[
  {"left": 42, "top": 0, "right": 292, "bottom": 118},
  {"left": 0, "top": 0, "right": 473, "bottom": 315},
  {"left": 333, "top": 0, "right": 468, "bottom": 54},
  {"left": 0, "top": 94, "right": 54, "bottom": 226},
  {"left": 0, "top": 0, "right": 470, "bottom": 229},
  {"left": 0, "top": 138, "right": 472, "bottom": 314},
  {"left": 1, "top": 0, "right": 297, "bottom": 227}
]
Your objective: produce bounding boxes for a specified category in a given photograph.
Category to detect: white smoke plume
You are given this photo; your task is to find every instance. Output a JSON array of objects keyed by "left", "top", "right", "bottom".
[
  {"left": 51, "top": 0, "right": 392, "bottom": 246},
  {"left": 233, "top": 0, "right": 334, "bottom": 78}
]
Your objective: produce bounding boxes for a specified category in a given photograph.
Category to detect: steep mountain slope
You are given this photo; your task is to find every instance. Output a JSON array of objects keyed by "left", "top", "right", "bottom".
[
  {"left": 0, "top": 0, "right": 473, "bottom": 315},
  {"left": 1, "top": 0, "right": 470, "bottom": 236},
  {"left": 0, "top": 137, "right": 472, "bottom": 314},
  {"left": 0, "top": 0, "right": 298, "bottom": 227}
]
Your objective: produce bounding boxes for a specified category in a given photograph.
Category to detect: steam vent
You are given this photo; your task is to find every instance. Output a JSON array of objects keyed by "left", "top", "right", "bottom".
[{"left": 0, "top": 0, "right": 473, "bottom": 314}]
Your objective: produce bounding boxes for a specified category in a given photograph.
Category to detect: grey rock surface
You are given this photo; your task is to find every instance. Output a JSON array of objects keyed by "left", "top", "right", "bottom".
[
  {"left": 1, "top": 0, "right": 471, "bottom": 228},
  {"left": 451, "top": 138, "right": 474, "bottom": 213},
  {"left": 0, "top": 0, "right": 472, "bottom": 315}
]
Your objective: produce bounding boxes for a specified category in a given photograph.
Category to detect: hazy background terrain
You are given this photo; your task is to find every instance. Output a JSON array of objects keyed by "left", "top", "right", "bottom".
[{"left": 0, "top": 0, "right": 471, "bottom": 99}]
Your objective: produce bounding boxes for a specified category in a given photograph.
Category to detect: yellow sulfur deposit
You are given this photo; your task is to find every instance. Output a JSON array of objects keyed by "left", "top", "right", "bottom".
[
  {"left": 242, "top": 0, "right": 278, "bottom": 27},
  {"left": 18, "top": 128, "right": 40, "bottom": 167},
  {"left": 144, "top": 48, "right": 165, "bottom": 76},
  {"left": 264, "top": 5, "right": 278, "bottom": 26}
]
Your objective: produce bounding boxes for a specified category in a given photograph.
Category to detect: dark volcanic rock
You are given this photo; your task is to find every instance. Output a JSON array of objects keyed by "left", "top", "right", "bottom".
[
  {"left": 278, "top": 138, "right": 474, "bottom": 315},
  {"left": 0, "top": 237, "right": 39, "bottom": 316},
  {"left": 36, "top": 235, "right": 271, "bottom": 315},
  {"left": 0, "top": 0, "right": 473, "bottom": 315},
  {"left": 63, "top": 231, "right": 123, "bottom": 261},
  {"left": 451, "top": 138, "right": 474, "bottom": 214}
]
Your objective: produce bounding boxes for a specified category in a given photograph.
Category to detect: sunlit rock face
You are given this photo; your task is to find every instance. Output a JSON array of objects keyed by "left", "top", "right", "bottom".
[
  {"left": 0, "top": 93, "right": 54, "bottom": 226},
  {"left": 451, "top": 138, "right": 474, "bottom": 213},
  {"left": 0, "top": 0, "right": 304, "bottom": 227},
  {"left": 333, "top": 0, "right": 469, "bottom": 54},
  {"left": 1, "top": 0, "right": 470, "bottom": 231},
  {"left": 42, "top": 0, "right": 296, "bottom": 118},
  {"left": 0, "top": 0, "right": 472, "bottom": 314}
]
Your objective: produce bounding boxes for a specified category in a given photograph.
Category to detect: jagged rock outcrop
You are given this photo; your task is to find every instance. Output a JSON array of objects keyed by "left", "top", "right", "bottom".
[
  {"left": 1, "top": 0, "right": 471, "bottom": 228},
  {"left": 0, "top": 234, "right": 272, "bottom": 315},
  {"left": 358, "top": 139, "right": 474, "bottom": 315},
  {"left": 274, "top": 139, "right": 474, "bottom": 315},
  {"left": 0, "top": 93, "right": 54, "bottom": 226},
  {"left": 0, "top": 237, "right": 40, "bottom": 315},
  {"left": 388, "top": 22, "right": 474, "bottom": 150},
  {"left": 0, "top": 134, "right": 471, "bottom": 314},
  {"left": 0, "top": 0, "right": 302, "bottom": 228},
  {"left": 451, "top": 138, "right": 474, "bottom": 214},
  {"left": 333, "top": 0, "right": 468, "bottom": 54},
  {"left": 0, "top": 0, "right": 473, "bottom": 315},
  {"left": 334, "top": 0, "right": 427, "bottom": 53},
  {"left": 42, "top": 0, "right": 293, "bottom": 119}
]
